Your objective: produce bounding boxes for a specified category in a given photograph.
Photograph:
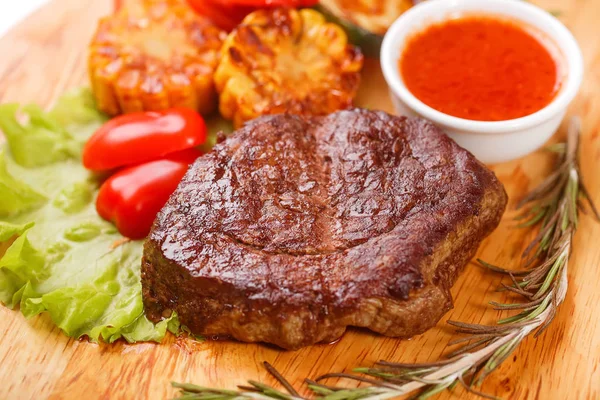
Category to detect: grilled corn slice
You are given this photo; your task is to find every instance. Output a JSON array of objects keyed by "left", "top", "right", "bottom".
[
  {"left": 88, "top": 0, "right": 225, "bottom": 116},
  {"left": 214, "top": 8, "right": 364, "bottom": 127}
]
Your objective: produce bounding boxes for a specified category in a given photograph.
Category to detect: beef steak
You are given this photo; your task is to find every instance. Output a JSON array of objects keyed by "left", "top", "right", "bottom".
[{"left": 142, "top": 109, "right": 507, "bottom": 349}]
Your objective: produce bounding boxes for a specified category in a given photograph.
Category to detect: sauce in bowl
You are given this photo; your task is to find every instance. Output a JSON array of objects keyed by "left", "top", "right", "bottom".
[{"left": 399, "top": 16, "right": 561, "bottom": 121}]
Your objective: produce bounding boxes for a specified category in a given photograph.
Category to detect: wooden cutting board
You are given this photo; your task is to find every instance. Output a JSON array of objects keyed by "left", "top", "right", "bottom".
[{"left": 0, "top": 0, "right": 599, "bottom": 399}]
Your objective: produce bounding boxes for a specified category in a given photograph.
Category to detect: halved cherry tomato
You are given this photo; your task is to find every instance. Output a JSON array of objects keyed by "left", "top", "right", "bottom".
[
  {"left": 186, "top": 0, "right": 254, "bottom": 31},
  {"left": 96, "top": 148, "right": 202, "bottom": 240},
  {"left": 83, "top": 108, "right": 206, "bottom": 172}
]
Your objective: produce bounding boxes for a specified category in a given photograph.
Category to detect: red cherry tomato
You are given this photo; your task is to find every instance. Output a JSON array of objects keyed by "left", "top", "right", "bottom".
[
  {"left": 186, "top": 0, "right": 254, "bottom": 31},
  {"left": 83, "top": 108, "right": 206, "bottom": 172},
  {"left": 96, "top": 148, "right": 201, "bottom": 240}
]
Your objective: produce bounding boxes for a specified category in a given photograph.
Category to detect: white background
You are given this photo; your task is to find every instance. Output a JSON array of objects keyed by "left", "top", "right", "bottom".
[{"left": 0, "top": 0, "right": 50, "bottom": 37}]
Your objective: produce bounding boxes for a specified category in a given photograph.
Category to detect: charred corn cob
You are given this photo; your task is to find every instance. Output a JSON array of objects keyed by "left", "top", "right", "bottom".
[
  {"left": 214, "top": 8, "right": 364, "bottom": 128},
  {"left": 88, "top": 0, "right": 225, "bottom": 116}
]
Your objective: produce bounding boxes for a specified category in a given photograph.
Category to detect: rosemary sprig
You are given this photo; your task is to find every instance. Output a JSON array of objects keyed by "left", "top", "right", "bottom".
[{"left": 172, "top": 118, "right": 598, "bottom": 400}]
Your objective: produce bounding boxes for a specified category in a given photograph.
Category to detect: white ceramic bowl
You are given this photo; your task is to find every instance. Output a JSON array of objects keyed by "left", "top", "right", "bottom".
[{"left": 380, "top": 0, "right": 583, "bottom": 164}]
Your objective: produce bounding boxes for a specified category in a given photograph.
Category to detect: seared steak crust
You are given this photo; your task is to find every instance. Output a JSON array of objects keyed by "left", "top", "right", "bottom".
[{"left": 142, "top": 109, "right": 507, "bottom": 349}]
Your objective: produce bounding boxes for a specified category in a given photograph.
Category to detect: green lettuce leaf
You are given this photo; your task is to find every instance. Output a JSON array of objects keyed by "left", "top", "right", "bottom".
[
  {"left": 0, "top": 153, "right": 46, "bottom": 216},
  {"left": 0, "top": 89, "right": 178, "bottom": 343},
  {"left": 0, "top": 221, "right": 33, "bottom": 242},
  {"left": 48, "top": 88, "right": 108, "bottom": 143},
  {"left": 0, "top": 104, "right": 79, "bottom": 167}
]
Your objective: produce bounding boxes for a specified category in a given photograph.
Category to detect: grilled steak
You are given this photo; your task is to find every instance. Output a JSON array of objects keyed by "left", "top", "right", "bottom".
[{"left": 142, "top": 109, "right": 507, "bottom": 350}]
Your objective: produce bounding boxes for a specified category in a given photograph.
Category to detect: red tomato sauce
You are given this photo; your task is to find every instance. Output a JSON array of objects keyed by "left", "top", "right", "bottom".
[{"left": 399, "top": 16, "right": 561, "bottom": 121}]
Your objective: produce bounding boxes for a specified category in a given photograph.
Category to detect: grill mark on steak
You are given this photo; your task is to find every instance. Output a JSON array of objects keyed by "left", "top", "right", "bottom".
[
  {"left": 219, "top": 114, "right": 420, "bottom": 256},
  {"left": 142, "top": 109, "right": 507, "bottom": 349},
  {"left": 220, "top": 111, "right": 435, "bottom": 255}
]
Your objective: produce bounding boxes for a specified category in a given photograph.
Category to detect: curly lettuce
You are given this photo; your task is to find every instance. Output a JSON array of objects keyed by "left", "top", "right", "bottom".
[{"left": 0, "top": 89, "right": 178, "bottom": 343}]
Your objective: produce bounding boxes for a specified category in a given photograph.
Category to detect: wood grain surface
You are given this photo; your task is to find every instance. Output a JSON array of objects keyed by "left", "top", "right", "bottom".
[{"left": 0, "top": 0, "right": 599, "bottom": 399}]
